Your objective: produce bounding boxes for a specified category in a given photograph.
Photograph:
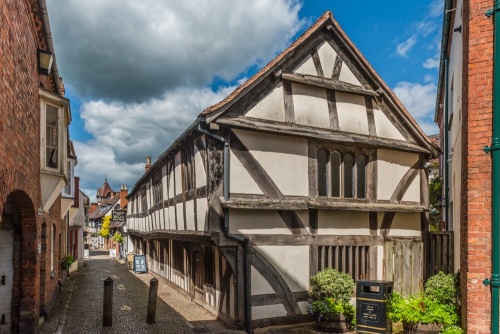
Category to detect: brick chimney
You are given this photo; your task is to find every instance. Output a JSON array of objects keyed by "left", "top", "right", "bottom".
[
  {"left": 145, "top": 156, "right": 151, "bottom": 171},
  {"left": 120, "top": 184, "right": 128, "bottom": 209}
]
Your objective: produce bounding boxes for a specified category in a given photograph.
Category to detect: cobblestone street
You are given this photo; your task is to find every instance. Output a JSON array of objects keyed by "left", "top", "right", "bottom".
[
  {"left": 39, "top": 250, "right": 246, "bottom": 334},
  {"left": 39, "top": 250, "right": 322, "bottom": 334}
]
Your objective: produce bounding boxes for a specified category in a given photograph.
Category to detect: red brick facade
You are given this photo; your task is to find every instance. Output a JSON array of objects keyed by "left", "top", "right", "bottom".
[
  {"left": 0, "top": 0, "right": 69, "bottom": 332},
  {"left": 462, "top": 0, "right": 494, "bottom": 332}
]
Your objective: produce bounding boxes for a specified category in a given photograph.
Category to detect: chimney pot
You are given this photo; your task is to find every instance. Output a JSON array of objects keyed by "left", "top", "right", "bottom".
[{"left": 145, "top": 157, "right": 152, "bottom": 171}]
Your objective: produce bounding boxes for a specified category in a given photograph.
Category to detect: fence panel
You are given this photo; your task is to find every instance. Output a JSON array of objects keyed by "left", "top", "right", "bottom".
[{"left": 425, "top": 231, "right": 454, "bottom": 280}]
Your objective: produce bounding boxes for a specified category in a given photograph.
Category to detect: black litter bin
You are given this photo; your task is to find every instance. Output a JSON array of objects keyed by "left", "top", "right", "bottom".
[{"left": 356, "top": 280, "right": 393, "bottom": 334}]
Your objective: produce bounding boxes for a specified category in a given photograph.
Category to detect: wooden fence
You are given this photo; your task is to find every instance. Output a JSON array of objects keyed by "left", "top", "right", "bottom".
[
  {"left": 384, "top": 241, "right": 423, "bottom": 295},
  {"left": 424, "top": 231, "right": 454, "bottom": 280}
]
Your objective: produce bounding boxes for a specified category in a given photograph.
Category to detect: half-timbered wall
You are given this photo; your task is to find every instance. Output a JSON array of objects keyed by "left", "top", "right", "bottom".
[{"left": 126, "top": 12, "right": 436, "bottom": 328}]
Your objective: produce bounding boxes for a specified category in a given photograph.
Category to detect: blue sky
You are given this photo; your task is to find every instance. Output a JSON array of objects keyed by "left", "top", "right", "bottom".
[{"left": 47, "top": 0, "right": 443, "bottom": 199}]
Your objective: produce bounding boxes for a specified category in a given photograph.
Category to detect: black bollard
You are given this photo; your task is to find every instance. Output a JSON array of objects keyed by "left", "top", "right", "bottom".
[
  {"left": 146, "top": 278, "right": 158, "bottom": 324},
  {"left": 103, "top": 277, "right": 113, "bottom": 327}
]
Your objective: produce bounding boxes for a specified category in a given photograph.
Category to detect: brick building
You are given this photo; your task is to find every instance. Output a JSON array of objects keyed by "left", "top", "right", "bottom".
[
  {"left": 435, "top": 0, "right": 495, "bottom": 332},
  {"left": 0, "top": 0, "right": 76, "bottom": 332}
]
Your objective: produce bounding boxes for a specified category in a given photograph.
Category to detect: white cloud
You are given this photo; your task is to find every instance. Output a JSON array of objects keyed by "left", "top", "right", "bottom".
[
  {"left": 423, "top": 56, "right": 440, "bottom": 69},
  {"left": 395, "top": 36, "right": 417, "bottom": 57},
  {"left": 393, "top": 81, "right": 438, "bottom": 135},
  {"left": 47, "top": 0, "right": 303, "bottom": 102},
  {"left": 74, "top": 85, "right": 236, "bottom": 191}
]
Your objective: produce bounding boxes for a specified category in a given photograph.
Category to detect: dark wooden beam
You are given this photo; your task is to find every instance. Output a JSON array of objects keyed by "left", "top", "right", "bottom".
[
  {"left": 216, "top": 117, "right": 431, "bottom": 155},
  {"left": 283, "top": 81, "right": 295, "bottom": 123},
  {"left": 311, "top": 50, "right": 324, "bottom": 77},
  {"left": 380, "top": 212, "right": 396, "bottom": 239},
  {"left": 365, "top": 96, "right": 377, "bottom": 136},
  {"left": 332, "top": 55, "right": 342, "bottom": 80},
  {"left": 220, "top": 197, "right": 427, "bottom": 212},
  {"left": 326, "top": 90, "right": 340, "bottom": 131},
  {"left": 282, "top": 73, "right": 379, "bottom": 97}
]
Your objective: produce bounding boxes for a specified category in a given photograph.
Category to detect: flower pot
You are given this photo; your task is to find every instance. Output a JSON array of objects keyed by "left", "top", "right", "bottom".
[
  {"left": 316, "top": 314, "right": 349, "bottom": 333},
  {"left": 416, "top": 323, "right": 441, "bottom": 334},
  {"left": 403, "top": 321, "right": 418, "bottom": 334}
]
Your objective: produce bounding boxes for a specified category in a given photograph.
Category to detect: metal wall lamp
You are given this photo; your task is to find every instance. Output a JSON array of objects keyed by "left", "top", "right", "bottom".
[{"left": 37, "top": 49, "right": 53, "bottom": 75}]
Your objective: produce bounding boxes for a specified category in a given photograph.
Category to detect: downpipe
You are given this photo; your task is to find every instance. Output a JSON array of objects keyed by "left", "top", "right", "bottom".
[
  {"left": 484, "top": 2, "right": 500, "bottom": 334},
  {"left": 444, "top": 57, "right": 450, "bottom": 230},
  {"left": 197, "top": 125, "right": 253, "bottom": 333}
]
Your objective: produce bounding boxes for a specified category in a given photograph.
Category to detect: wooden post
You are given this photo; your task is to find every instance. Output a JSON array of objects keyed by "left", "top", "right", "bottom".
[
  {"left": 103, "top": 277, "right": 113, "bottom": 327},
  {"left": 147, "top": 277, "right": 158, "bottom": 324}
]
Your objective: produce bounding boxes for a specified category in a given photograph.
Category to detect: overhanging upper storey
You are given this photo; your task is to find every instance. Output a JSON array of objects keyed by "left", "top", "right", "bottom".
[{"left": 39, "top": 87, "right": 72, "bottom": 212}]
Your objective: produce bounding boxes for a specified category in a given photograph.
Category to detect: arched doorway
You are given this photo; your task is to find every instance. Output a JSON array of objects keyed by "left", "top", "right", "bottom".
[{"left": 0, "top": 191, "right": 38, "bottom": 333}]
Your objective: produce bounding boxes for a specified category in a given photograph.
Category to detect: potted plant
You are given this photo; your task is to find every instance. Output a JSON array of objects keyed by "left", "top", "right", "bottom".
[
  {"left": 61, "top": 255, "right": 75, "bottom": 270},
  {"left": 308, "top": 268, "right": 355, "bottom": 332}
]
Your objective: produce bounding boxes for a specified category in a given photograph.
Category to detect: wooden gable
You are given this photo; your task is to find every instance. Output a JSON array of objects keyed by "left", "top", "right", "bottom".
[{"left": 203, "top": 11, "right": 438, "bottom": 157}]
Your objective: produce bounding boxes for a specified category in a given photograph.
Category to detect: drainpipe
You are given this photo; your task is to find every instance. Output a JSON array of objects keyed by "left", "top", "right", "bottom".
[
  {"left": 197, "top": 125, "right": 252, "bottom": 334},
  {"left": 484, "top": 3, "right": 500, "bottom": 334},
  {"left": 444, "top": 57, "right": 450, "bottom": 230}
]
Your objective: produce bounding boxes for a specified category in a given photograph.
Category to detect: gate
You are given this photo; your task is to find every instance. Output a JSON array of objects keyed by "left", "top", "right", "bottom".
[
  {"left": 384, "top": 241, "right": 423, "bottom": 295},
  {"left": 425, "top": 231, "right": 454, "bottom": 280}
]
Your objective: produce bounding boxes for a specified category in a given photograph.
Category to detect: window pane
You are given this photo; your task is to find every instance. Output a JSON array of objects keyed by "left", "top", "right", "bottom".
[
  {"left": 317, "top": 149, "right": 328, "bottom": 196},
  {"left": 344, "top": 154, "right": 354, "bottom": 198},
  {"left": 356, "top": 155, "right": 366, "bottom": 199},
  {"left": 331, "top": 152, "right": 341, "bottom": 197},
  {"left": 46, "top": 104, "right": 58, "bottom": 168}
]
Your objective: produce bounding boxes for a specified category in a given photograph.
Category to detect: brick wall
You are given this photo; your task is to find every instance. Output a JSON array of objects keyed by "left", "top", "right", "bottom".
[
  {"left": 463, "top": 0, "right": 494, "bottom": 332},
  {"left": 0, "top": 0, "right": 67, "bottom": 331}
]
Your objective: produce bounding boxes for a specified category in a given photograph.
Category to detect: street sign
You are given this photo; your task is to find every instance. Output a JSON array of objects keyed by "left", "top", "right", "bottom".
[
  {"left": 112, "top": 210, "right": 126, "bottom": 221},
  {"left": 133, "top": 255, "right": 147, "bottom": 274}
]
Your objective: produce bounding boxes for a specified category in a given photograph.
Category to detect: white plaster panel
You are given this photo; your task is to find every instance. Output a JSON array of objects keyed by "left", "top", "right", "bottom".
[
  {"left": 373, "top": 106, "right": 406, "bottom": 141},
  {"left": 194, "top": 147, "right": 207, "bottom": 188},
  {"left": 298, "top": 301, "right": 310, "bottom": 314},
  {"left": 251, "top": 266, "right": 275, "bottom": 295},
  {"left": 167, "top": 172, "right": 175, "bottom": 202},
  {"left": 377, "top": 150, "right": 419, "bottom": 200},
  {"left": 339, "top": 64, "right": 362, "bottom": 86},
  {"left": 252, "top": 304, "right": 287, "bottom": 320},
  {"left": 185, "top": 200, "right": 195, "bottom": 231},
  {"left": 401, "top": 175, "right": 421, "bottom": 203},
  {"left": 291, "top": 83, "right": 330, "bottom": 129},
  {"left": 174, "top": 152, "right": 182, "bottom": 196},
  {"left": 229, "top": 151, "right": 264, "bottom": 195},
  {"left": 388, "top": 213, "right": 421, "bottom": 237},
  {"left": 293, "top": 55, "right": 318, "bottom": 76},
  {"left": 229, "top": 209, "right": 292, "bottom": 235},
  {"left": 245, "top": 84, "right": 286, "bottom": 122},
  {"left": 168, "top": 206, "right": 175, "bottom": 230},
  {"left": 317, "top": 211, "right": 370, "bottom": 235},
  {"left": 233, "top": 129, "right": 309, "bottom": 196},
  {"left": 336, "top": 91, "right": 369, "bottom": 135},
  {"left": 176, "top": 203, "right": 185, "bottom": 230},
  {"left": 196, "top": 198, "right": 208, "bottom": 231},
  {"left": 256, "top": 245, "right": 309, "bottom": 292},
  {"left": 377, "top": 245, "right": 384, "bottom": 280},
  {"left": 317, "top": 41, "right": 337, "bottom": 78}
]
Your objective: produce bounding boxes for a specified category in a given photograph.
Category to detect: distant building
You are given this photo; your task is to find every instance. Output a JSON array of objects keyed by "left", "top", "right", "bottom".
[{"left": 127, "top": 11, "right": 437, "bottom": 330}]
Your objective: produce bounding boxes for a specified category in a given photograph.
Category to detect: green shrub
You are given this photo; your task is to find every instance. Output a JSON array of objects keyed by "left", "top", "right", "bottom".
[
  {"left": 424, "top": 271, "right": 458, "bottom": 306},
  {"left": 309, "top": 268, "right": 354, "bottom": 304},
  {"left": 61, "top": 255, "right": 75, "bottom": 270}
]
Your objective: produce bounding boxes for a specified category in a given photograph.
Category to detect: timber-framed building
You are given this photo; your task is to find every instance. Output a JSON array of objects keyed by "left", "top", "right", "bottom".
[{"left": 126, "top": 11, "right": 438, "bottom": 330}]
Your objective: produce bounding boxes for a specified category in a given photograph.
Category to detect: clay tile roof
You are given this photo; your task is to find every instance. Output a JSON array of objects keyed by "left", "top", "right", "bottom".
[
  {"left": 98, "top": 179, "right": 114, "bottom": 198},
  {"left": 201, "top": 11, "right": 333, "bottom": 116}
]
